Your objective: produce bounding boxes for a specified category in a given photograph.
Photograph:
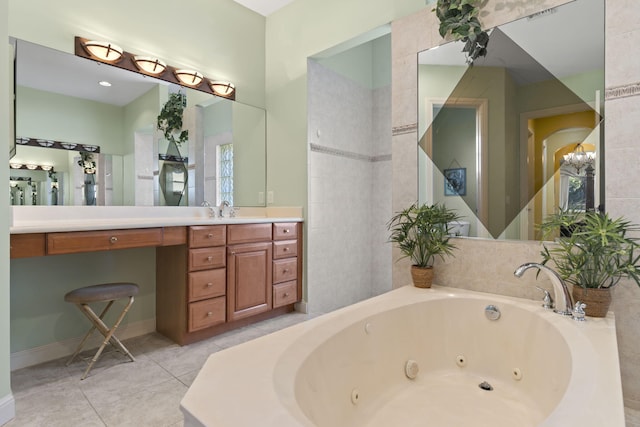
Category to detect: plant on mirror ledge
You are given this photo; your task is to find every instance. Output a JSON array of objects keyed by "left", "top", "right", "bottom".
[
  {"left": 388, "top": 202, "right": 460, "bottom": 288},
  {"left": 434, "top": 0, "right": 489, "bottom": 65},
  {"left": 539, "top": 209, "right": 640, "bottom": 317},
  {"left": 157, "top": 92, "right": 188, "bottom": 146}
]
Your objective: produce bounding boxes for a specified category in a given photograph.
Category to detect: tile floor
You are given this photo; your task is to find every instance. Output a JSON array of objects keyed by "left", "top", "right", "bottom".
[{"left": 6, "top": 312, "right": 311, "bottom": 427}]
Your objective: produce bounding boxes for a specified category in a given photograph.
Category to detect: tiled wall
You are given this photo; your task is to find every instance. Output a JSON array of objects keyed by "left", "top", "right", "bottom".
[
  {"left": 307, "top": 60, "right": 392, "bottom": 314},
  {"left": 391, "top": 0, "right": 640, "bottom": 411}
]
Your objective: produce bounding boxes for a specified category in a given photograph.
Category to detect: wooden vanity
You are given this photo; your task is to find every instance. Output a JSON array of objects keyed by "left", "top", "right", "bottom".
[{"left": 10, "top": 216, "right": 303, "bottom": 346}]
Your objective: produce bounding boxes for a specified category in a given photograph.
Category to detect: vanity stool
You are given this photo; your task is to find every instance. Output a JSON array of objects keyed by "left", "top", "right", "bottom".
[{"left": 64, "top": 282, "right": 139, "bottom": 380}]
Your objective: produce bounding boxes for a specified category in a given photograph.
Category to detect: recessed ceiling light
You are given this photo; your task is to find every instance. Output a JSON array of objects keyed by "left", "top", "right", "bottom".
[{"left": 99, "top": 80, "right": 112, "bottom": 87}]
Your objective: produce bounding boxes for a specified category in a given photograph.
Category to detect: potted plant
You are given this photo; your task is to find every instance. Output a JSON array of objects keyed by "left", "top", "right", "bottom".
[
  {"left": 539, "top": 210, "right": 640, "bottom": 317},
  {"left": 434, "top": 0, "right": 489, "bottom": 65},
  {"left": 157, "top": 92, "right": 188, "bottom": 146},
  {"left": 388, "top": 202, "right": 460, "bottom": 288}
]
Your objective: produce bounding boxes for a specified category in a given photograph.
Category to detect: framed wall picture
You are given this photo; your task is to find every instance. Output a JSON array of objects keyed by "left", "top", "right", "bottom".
[{"left": 444, "top": 167, "right": 466, "bottom": 196}]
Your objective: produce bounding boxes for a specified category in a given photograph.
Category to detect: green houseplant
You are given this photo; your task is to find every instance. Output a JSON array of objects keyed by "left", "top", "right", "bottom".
[
  {"left": 388, "top": 202, "right": 460, "bottom": 288},
  {"left": 157, "top": 92, "right": 188, "bottom": 146},
  {"left": 434, "top": 0, "right": 489, "bottom": 65},
  {"left": 539, "top": 210, "right": 640, "bottom": 316}
]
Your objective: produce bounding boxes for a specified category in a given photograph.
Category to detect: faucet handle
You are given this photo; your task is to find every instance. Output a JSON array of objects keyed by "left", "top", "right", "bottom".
[
  {"left": 572, "top": 301, "right": 587, "bottom": 322},
  {"left": 535, "top": 286, "right": 554, "bottom": 310}
]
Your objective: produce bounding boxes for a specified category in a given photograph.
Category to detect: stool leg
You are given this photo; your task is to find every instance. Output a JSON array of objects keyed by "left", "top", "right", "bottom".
[
  {"left": 66, "top": 301, "right": 114, "bottom": 366},
  {"left": 79, "top": 297, "right": 136, "bottom": 380}
]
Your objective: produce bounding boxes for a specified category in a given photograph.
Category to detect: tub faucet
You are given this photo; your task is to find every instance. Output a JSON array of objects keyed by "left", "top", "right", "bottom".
[{"left": 514, "top": 262, "right": 573, "bottom": 316}]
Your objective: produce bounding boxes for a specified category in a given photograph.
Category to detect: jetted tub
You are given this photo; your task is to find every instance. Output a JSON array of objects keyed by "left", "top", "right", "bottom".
[{"left": 181, "top": 285, "right": 625, "bottom": 426}]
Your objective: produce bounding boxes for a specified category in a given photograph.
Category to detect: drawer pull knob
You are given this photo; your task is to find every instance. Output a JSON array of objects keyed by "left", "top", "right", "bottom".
[
  {"left": 206, "top": 282, "right": 213, "bottom": 287},
  {"left": 283, "top": 247, "right": 289, "bottom": 252},
  {"left": 283, "top": 229, "right": 290, "bottom": 233},
  {"left": 207, "top": 256, "right": 213, "bottom": 261},
  {"left": 283, "top": 269, "right": 289, "bottom": 273},
  {"left": 207, "top": 233, "right": 213, "bottom": 238},
  {"left": 283, "top": 292, "right": 289, "bottom": 297},
  {"left": 207, "top": 311, "right": 213, "bottom": 317},
  {"left": 110, "top": 236, "right": 118, "bottom": 243}
]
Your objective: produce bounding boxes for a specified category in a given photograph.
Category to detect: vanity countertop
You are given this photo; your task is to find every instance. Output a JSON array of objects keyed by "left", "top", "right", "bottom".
[{"left": 10, "top": 206, "right": 304, "bottom": 234}]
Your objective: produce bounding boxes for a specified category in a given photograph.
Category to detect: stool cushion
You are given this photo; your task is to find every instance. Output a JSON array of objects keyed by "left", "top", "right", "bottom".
[{"left": 64, "top": 282, "right": 139, "bottom": 304}]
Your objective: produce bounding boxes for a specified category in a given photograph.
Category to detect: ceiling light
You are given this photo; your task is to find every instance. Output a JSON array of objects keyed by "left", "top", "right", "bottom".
[
  {"left": 25, "top": 164, "right": 38, "bottom": 170},
  {"left": 563, "top": 144, "right": 596, "bottom": 173},
  {"left": 82, "top": 40, "right": 123, "bottom": 63},
  {"left": 99, "top": 81, "right": 112, "bottom": 87},
  {"left": 174, "top": 69, "right": 203, "bottom": 87},
  {"left": 209, "top": 81, "right": 236, "bottom": 98},
  {"left": 41, "top": 165, "right": 53, "bottom": 171},
  {"left": 133, "top": 56, "right": 167, "bottom": 76}
]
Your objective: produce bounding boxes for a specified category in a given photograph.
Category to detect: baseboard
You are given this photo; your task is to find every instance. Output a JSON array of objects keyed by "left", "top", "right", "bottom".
[
  {"left": 0, "top": 394, "right": 15, "bottom": 426},
  {"left": 294, "top": 300, "right": 308, "bottom": 314},
  {"left": 10, "top": 318, "right": 156, "bottom": 371}
]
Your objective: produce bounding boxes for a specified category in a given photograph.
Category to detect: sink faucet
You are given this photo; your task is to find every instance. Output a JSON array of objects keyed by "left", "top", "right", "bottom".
[
  {"left": 514, "top": 262, "right": 573, "bottom": 316},
  {"left": 219, "top": 200, "right": 230, "bottom": 217}
]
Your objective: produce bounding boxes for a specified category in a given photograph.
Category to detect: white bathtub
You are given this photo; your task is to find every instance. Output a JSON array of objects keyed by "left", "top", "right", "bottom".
[{"left": 181, "top": 285, "right": 625, "bottom": 426}]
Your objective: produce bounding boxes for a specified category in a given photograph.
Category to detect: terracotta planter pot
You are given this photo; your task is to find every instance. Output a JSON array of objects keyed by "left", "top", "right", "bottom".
[
  {"left": 572, "top": 286, "right": 612, "bottom": 318},
  {"left": 411, "top": 265, "right": 434, "bottom": 288}
]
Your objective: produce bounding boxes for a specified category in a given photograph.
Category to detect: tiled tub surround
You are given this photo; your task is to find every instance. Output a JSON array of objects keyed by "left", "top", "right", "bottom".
[
  {"left": 307, "top": 60, "right": 392, "bottom": 314},
  {"left": 182, "top": 285, "right": 624, "bottom": 427},
  {"left": 390, "top": 0, "right": 640, "bottom": 413}
]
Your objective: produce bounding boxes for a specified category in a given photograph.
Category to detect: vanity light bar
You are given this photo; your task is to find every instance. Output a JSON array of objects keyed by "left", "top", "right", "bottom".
[
  {"left": 16, "top": 136, "right": 101, "bottom": 153},
  {"left": 10, "top": 163, "right": 55, "bottom": 172},
  {"left": 75, "top": 37, "right": 236, "bottom": 100}
]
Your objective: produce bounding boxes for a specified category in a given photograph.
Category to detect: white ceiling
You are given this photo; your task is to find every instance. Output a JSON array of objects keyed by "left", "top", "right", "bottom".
[{"left": 231, "top": 0, "right": 296, "bottom": 16}]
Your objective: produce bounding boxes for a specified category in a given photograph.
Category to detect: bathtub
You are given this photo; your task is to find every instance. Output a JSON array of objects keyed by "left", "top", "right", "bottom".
[{"left": 180, "top": 285, "right": 625, "bottom": 426}]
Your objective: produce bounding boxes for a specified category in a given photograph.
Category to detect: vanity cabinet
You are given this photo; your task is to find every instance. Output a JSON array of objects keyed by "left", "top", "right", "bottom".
[
  {"left": 272, "top": 223, "right": 301, "bottom": 308},
  {"left": 156, "top": 225, "right": 227, "bottom": 344},
  {"left": 227, "top": 224, "right": 273, "bottom": 322}
]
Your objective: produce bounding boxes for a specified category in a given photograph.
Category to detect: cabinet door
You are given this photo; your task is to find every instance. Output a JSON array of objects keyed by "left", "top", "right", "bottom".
[{"left": 227, "top": 242, "right": 272, "bottom": 322}]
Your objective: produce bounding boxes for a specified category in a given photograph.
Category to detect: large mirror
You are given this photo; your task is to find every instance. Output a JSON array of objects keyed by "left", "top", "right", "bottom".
[
  {"left": 12, "top": 38, "right": 266, "bottom": 207},
  {"left": 418, "top": 0, "right": 604, "bottom": 240}
]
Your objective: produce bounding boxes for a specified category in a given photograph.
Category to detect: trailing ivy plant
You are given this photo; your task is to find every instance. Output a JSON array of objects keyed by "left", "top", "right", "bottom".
[
  {"left": 434, "top": 0, "right": 489, "bottom": 65},
  {"left": 157, "top": 92, "right": 189, "bottom": 146}
]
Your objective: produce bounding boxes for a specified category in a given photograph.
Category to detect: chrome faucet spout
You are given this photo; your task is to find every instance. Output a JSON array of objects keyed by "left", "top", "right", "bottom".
[{"left": 514, "top": 262, "right": 573, "bottom": 316}]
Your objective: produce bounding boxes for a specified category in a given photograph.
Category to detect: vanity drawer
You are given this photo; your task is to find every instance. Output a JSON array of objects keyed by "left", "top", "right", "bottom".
[
  {"left": 273, "top": 223, "right": 298, "bottom": 241},
  {"left": 47, "top": 228, "right": 163, "bottom": 255},
  {"left": 188, "top": 297, "right": 226, "bottom": 331},
  {"left": 10, "top": 233, "right": 46, "bottom": 258},
  {"left": 273, "top": 280, "right": 297, "bottom": 308},
  {"left": 188, "top": 269, "right": 226, "bottom": 302},
  {"left": 189, "top": 225, "right": 226, "bottom": 248},
  {"left": 273, "top": 257, "right": 298, "bottom": 284},
  {"left": 189, "top": 247, "right": 226, "bottom": 271},
  {"left": 162, "top": 226, "right": 187, "bottom": 246},
  {"left": 273, "top": 240, "right": 298, "bottom": 259},
  {"left": 227, "top": 223, "right": 272, "bottom": 244}
]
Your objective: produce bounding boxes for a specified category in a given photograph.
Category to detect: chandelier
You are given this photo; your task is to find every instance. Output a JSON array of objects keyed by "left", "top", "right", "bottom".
[{"left": 563, "top": 144, "right": 595, "bottom": 173}]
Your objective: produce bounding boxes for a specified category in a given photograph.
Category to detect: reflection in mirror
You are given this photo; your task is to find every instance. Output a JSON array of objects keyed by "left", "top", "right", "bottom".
[
  {"left": 13, "top": 39, "right": 266, "bottom": 207},
  {"left": 418, "top": 0, "right": 604, "bottom": 240}
]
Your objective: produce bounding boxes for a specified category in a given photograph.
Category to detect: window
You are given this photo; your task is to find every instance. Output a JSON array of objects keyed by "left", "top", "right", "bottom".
[{"left": 217, "top": 143, "right": 233, "bottom": 205}]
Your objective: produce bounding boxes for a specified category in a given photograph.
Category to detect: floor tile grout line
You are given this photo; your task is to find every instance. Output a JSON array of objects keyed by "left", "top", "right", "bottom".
[{"left": 78, "top": 385, "right": 109, "bottom": 427}]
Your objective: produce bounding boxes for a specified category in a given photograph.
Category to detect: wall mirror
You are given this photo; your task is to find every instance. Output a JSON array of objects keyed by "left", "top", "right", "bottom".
[
  {"left": 418, "top": 0, "right": 604, "bottom": 240},
  {"left": 12, "top": 38, "right": 266, "bottom": 207}
]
